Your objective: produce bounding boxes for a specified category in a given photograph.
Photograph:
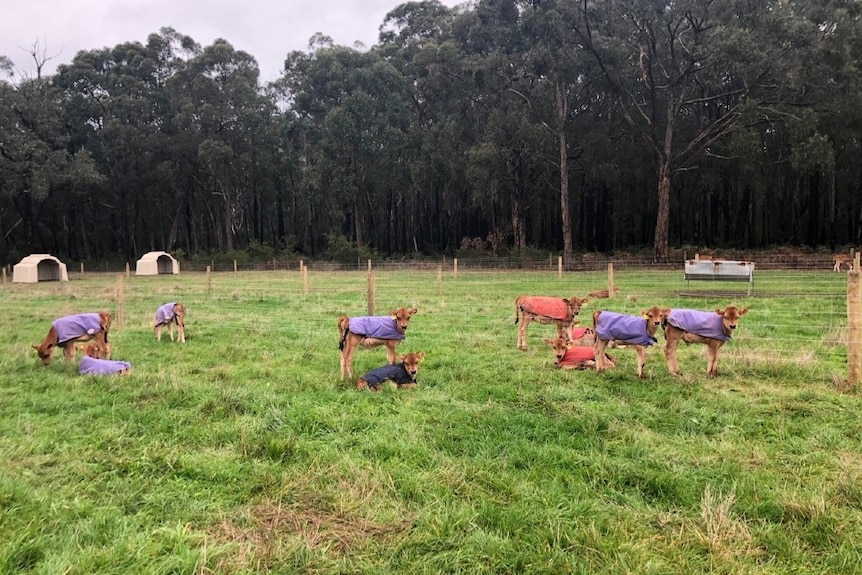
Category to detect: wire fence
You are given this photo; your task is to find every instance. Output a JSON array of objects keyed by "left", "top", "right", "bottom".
[{"left": 5, "top": 254, "right": 860, "bottom": 385}]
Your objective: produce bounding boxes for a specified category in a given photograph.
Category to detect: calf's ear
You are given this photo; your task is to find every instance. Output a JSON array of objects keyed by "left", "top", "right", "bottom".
[{"left": 417, "top": 351, "right": 425, "bottom": 361}]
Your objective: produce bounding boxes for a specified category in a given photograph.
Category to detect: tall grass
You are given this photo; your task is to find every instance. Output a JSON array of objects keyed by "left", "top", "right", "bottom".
[{"left": 1, "top": 266, "right": 860, "bottom": 574}]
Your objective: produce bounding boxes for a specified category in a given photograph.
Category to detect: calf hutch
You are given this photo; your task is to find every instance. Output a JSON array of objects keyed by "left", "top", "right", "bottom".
[
  {"left": 135, "top": 251, "right": 180, "bottom": 276},
  {"left": 684, "top": 259, "right": 755, "bottom": 295},
  {"left": 13, "top": 254, "right": 69, "bottom": 283}
]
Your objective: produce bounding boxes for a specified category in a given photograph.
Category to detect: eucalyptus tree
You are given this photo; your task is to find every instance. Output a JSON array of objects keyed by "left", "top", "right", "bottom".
[
  {"left": 54, "top": 30, "right": 195, "bottom": 260},
  {"left": 574, "top": 0, "right": 807, "bottom": 261},
  {"left": 0, "top": 47, "right": 101, "bottom": 259},
  {"left": 280, "top": 38, "right": 412, "bottom": 253},
  {"left": 168, "top": 38, "right": 265, "bottom": 253}
]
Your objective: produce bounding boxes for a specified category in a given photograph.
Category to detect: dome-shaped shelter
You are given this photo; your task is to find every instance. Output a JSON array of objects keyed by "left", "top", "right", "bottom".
[
  {"left": 13, "top": 254, "right": 69, "bottom": 283},
  {"left": 135, "top": 251, "right": 180, "bottom": 276}
]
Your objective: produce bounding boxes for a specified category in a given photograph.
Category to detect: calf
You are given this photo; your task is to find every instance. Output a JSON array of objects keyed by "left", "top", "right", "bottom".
[
  {"left": 545, "top": 337, "right": 615, "bottom": 370},
  {"left": 663, "top": 306, "right": 749, "bottom": 377},
  {"left": 356, "top": 351, "right": 425, "bottom": 391},
  {"left": 338, "top": 307, "right": 417, "bottom": 379},
  {"left": 154, "top": 302, "right": 186, "bottom": 343},
  {"left": 33, "top": 311, "right": 112, "bottom": 365},
  {"left": 588, "top": 286, "right": 619, "bottom": 299},
  {"left": 514, "top": 295, "right": 589, "bottom": 350},
  {"left": 79, "top": 341, "right": 132, "bottom": 376},
  {"left": 593, "top": 307, "right": 669, "bottom": 378},
  {"left": 833, "top": 254, "right": 853, "bottom": 272}
]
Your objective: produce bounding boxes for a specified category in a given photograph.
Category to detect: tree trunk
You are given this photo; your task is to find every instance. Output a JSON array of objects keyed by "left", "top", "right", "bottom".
[
  {"left": 653, "top": 159, "right": 671, "bottom": 263},
  {"left": 556, "top": 78, "right": 573, "bottom": 264}
]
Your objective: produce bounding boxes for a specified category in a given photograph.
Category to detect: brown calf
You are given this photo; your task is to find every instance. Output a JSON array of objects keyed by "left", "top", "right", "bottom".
[
  {"left": 587, "top": 286, "right": 619, "bottom": 299},
  {"left": 593, "top": 307, "right": 669, "bottom": 379},
  {"left": 514, "top": 295, "right": 589, "bottom": 350},
  {"left": 356, "top": 351, "right": 426, "bottom": 391},
  {"left": 833, "top": 254, "right": 853, "bottom": 272},
  {"left": 338, "top": 308, "right": 418, "bottom": 379},
  {"left": 663, "top": 306, "right": 749, "bottom": 377},
  {"left": 33, "top": 311, "right": 112, "bottom": 365},
  {"left": 78, "top": 340, "right": 112, "bottom": 359},
  {"left": 154, "top": 302, "right": 186, "bottom": 343},
  {"left": 545, "top": 337, "right": 615, "bottom": 370}
]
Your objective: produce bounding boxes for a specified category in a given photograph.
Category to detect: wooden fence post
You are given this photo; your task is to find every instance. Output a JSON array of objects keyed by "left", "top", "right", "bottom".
[
  {"left": 125, "top": 262, "right": 130, "bottom": 278},
  {"left": 234, "top": 260, "right": 237, "bottom": 274},
  {"left": 207, "top": 265, "right": 212, "bottom": 293},
  {"left": 849, "top": 269, "right": 862, "bottom": 387},
  {"left": 116, "top": 274, "right": 124, "bottom": 331},
  {"left": 367, "top": 269, "right": 375, "bottom": 316},
  {"left": 608, "top": 262, "right": 615, "bottom": 297},
  {"left": 454, "top": 258, "right": 458, "bottom": 278},
  {"left": 437, "top": 265, "right": 442, "bottom": 297},
  {"left": 302, "top": 263, "right": 309, "bottom": 296},
  {"left": 558, "top": 256, "right": 563, "bottom": 279},
  {"left": 2, "top": 267, "right": 6, "bottom": 284}
]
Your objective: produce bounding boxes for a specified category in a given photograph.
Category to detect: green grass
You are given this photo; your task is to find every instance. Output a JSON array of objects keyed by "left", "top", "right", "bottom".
[{"left": 1, "top": 266, "right": 861, "bottom": 574}]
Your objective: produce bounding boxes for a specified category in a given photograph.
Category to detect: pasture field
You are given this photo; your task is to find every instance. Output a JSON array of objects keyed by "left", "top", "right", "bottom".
[{"left": 1, "top": 265, "right": 861, "bottom": 574}]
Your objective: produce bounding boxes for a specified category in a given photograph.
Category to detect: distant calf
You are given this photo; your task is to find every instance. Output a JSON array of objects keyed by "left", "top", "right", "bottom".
[
  {"left": 357, "top": 351, "right": 425, "bottom": 391},
  {"left": 593, "top": 307, "right": 668, "bottom": 378},
  {"left": 154, "top": 302, "right": 186, "bottom": 343},
  {"left": 545, "top": 337, "right": 615, "bottom": 370},
  {"left": 833, "top": 254, "right": 853, "bottom": 272},
  {"left": 514, "top": 295, "right": 589, "bottom": 350},
  {"left": 338, "top": 308, "right": 417, "bottom": 379},
  {"left": 663, "top": 307, "right": 748, "bottom": 376},
  {"left": 588, "top": 286, "right": 619, "bottom": 299},
  {"left": 33, "top": 311, "right": 112, "bottom": 365}
]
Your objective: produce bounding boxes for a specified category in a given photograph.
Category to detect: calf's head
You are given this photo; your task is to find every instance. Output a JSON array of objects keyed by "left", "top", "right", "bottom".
[
  {"left": 545, "top": 337, "right": 570, "bottom": 364},
  {"left": 716, "top": 306, "right": 748, "bottom": 336},
  {"left": 564, "top": 297, "right": 589, "bottom": 319},
  {"left": 390, "top": 307, "right": 418, "bottom": 333},
  {"left": 643, "top": 306, "right": 670, "bottom": 337},
  {"left": 399, "top": 351, "right": 426, "bottom": 379},
  {"left": 33, "top": 343, "right": 54, "bottom": 365},
  {"left": 173, "top": 303, "right": 186, "bottom": 327}
]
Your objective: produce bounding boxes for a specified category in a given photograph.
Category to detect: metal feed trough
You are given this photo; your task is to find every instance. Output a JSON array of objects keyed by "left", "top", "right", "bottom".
[{"left": 684, "top": 259, "right": 755, "bottom": 295}]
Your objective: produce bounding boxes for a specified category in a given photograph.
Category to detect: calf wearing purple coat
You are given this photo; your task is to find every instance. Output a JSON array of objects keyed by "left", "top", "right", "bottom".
[
  {"left": 593, "top": 306, "right": 669, "bottom": 379},
  {"left": 32, "top": 311, "right": 112, "bottom": 365},
  {"left": 664, "top": 307, "right": 749, "bottom": 376},
  {"left": 337, "top": 308, "right": 418, "bottom": 379}
]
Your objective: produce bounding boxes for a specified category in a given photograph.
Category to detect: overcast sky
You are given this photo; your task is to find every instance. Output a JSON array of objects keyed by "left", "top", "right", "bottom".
[{"left": 2, "top": 0, "right": 465, "bottom": 83}]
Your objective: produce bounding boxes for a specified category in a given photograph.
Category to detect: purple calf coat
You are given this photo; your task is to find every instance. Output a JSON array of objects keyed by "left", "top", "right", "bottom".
[
  {"left": 79, "top": 356, "right": 131, "bottom": 375},
  {"left": 666, "top": 309, "right": 730, "bottom": 341},
  {"left": 155, "top": 303, "right": 178, "bottom": 325},
  {"left": 595, "top": 312, "right": 657, "bottom": 346},
  {"left": 348, "top": 316, "right": 405, "bottom": 340},
  {"left": 53, "top": 313, "right": 103, "bottom": 344},
  {"left": 359, "top": 363, "right": 415, "bottom": 389}
]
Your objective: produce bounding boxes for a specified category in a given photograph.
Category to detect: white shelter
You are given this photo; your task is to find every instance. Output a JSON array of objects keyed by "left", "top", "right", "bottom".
[
  {"left": 12, "top": 254, "right": 69, "bottom": 283},
  {"left": 135, "top": 251, "right": 180, "bottom": 276}
]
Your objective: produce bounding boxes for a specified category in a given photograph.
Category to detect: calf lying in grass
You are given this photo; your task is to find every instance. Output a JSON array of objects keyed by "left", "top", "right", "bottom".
[
  {"left": 593, "top": 307, "right": 669, "bottom": 378},
  {"left": 78, "top": 341, "right": 132, "bottom": 376},
  {"left": 356, "top": 352, "right": 425, "bottom": 391},
  {"left": 663, "top": 307, "right": 748, "bottom": 376},
  {"left": 545, "top": 337, "right": 615, "bottom": 370},
  {"left": 33, "top": 311, "right": 112, "bottom": 365}
]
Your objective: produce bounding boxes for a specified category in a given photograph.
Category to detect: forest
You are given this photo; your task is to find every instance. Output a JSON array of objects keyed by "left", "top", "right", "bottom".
[{"left": 1, "top": 0, "right": 861, "bottom": 266}]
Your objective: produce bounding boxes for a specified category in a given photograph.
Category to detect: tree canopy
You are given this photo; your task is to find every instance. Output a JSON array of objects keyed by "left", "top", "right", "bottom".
[{"left": 2, "top": 1, "right": 861, "bottom": 265}]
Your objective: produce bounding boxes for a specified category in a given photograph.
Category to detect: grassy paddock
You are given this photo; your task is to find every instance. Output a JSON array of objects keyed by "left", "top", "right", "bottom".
[{"left": 1, "top": 265, "right": 860, "bottom": 574}]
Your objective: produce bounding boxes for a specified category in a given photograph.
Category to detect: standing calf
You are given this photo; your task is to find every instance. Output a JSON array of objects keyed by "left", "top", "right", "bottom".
[
  {"left": 154, "top": 302, "right": 186, "bottom": 343},
  {"left": 593, "top": 307, "right": 668, "bottom": 378},
  {"left": 514, "top": 295, "right": 589, "bottom": 350},
  {"left": 338, "top": 308, "right": 417, "bottom": 379},
  {"left": 833, "top": 254, "right": 853, "bottom": 272},
  {"left": 663, "top": 307, "right": 749, "bottom": 377},
  {"left": 32, "top": 311, "right": 112, "bottom": 365}
]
